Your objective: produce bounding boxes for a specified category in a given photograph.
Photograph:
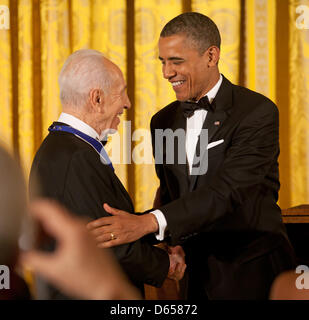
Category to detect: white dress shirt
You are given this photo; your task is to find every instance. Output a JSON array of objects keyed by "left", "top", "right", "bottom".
[
  {"left": 152, "top": 74, "right": 223, "bottom": 240},
  {"left": 58, "top": 112, "right": 100, "bottom": 140},
  {"left": 57, "top": 112, "right": 112, "bottom": 166}
]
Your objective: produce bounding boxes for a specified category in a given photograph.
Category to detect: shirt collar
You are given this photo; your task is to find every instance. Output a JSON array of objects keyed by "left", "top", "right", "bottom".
[
  {"left": 203, "top": 73, "right": 223, "bottom": 103},
  {"left": 186, "top": 74, "right": 223, "bottom": 104},
  {"left": 57, "top": 113, "right": 100, "bottom": 140}
]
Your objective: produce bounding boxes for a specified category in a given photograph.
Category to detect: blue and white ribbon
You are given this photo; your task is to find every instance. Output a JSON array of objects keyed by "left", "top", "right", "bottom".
[{"left": 48, "top": 124, "right": 114, "bottom": 171}]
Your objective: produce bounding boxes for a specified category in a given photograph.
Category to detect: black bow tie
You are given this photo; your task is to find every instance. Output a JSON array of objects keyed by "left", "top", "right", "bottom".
[
  {"left": 181, "top": 95, "right": 215, "bottom": 118},
  {"left": 100, "top": 136, "right": 108, "bottom": 146}
]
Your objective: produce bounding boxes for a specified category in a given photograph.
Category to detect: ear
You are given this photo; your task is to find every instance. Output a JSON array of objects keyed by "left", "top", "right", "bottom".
[
  {"left": 205, "top": 46, "right": 220, "bottom": 67},
  {"left": 89, "top": 88, "right": 104, "bottom": 112}
]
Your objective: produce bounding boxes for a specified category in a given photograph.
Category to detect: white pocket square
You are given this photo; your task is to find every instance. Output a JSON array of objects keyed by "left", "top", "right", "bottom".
[{"left": 207, "top": 139, "right": 224, "bottom": 150}]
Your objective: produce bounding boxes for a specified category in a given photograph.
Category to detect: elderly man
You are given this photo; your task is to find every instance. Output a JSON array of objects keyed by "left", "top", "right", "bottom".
[
  {"left": 87, "top": 13, "right": 296, "bottom": 300},
  {"left": 29, "top": 49, "right": 185, "bottom": 299},
  {"left": 0, "top": 143, "right": 137, "bottom": 300}
]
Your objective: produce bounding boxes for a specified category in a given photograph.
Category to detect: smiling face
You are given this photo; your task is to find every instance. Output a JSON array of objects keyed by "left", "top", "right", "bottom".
[
  {"left": 94, "top": 63, "right": 131, "bottom": 135},
  {"left": 159, "top": 33, "right": 219, "bottom": 102},
  {"left": 102, "top": 68, "right": 130, "bottom": 132}
]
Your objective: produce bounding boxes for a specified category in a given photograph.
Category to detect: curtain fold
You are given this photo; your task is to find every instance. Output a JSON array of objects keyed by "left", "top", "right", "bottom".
[
  {"left": 18, "top": 0, "right": 34, "bottom": 174},
  {"left": 134, "top": 0, "right": 182, "bottom": 211},
  {"left": 40, "top": 0, "right": 70, "bottom": 143},
  {"left": 289, "top": 0, "right": 309, "bottom": 206},
  {"left": 245, "top": 0, "right": 276, "bottom": 102},
  {"left": 192, "top": 0, "right": 241, "bottom": 84},
  {"left": 0, "top": 0, "right": 13, "bottom": 152}
]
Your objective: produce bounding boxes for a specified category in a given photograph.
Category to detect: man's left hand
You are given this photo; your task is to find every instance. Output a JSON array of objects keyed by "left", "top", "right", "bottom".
[{"left": 87, "top": 203, "right": 159, "bottom": 248}]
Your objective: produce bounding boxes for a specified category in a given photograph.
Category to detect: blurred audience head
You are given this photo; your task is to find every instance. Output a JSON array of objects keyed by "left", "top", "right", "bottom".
[{"left": 0, "top": 145, "right": 26, "bottom": 266}]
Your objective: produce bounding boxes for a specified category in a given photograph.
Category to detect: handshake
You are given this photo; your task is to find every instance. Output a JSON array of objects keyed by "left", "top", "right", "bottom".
[
  {"left": 21, "top": 201, "right": 186, "bottom": 300},
  {"left": 166, "top": 245, "right": 187, "bottom": 282},
  {"left": 86, "top": 203, "right": 187, "bottom": 283}
]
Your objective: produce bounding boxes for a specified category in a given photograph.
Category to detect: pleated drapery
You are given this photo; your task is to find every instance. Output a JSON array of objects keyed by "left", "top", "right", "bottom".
[{"left": 0, "top": 0, "right": 309, "bottom": 213}]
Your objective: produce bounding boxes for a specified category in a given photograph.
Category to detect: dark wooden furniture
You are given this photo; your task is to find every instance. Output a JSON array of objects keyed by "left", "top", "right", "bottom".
[
  {"left": 282, "top": 205, "right": 309, "bottom": 266},
  {"left": 282, "top": 205, "right": 309, "bottom": 223}
]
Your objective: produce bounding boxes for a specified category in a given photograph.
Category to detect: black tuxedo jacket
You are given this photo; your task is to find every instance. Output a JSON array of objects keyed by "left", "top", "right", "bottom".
[
  {"left": 150, "top": 75, "right": 295, "bottom": 300},
  {"left": 29, "top": 123, "right": 169, "bottom": 299}
]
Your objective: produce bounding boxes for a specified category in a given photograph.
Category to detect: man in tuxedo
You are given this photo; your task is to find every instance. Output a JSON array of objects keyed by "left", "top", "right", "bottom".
[
  {"left": 29, "top": 49, "right": 185, "bottom": 299},
  {"left": 87, "top": 13, "right": 296, "bottom": 300}
]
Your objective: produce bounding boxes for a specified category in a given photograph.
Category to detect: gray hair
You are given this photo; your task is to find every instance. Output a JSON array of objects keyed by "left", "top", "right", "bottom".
[
  {"left": 160, "top": 12, "right": 221, "bottom": 54},
  {"left": 58, "top": 49, "right": 111, "bottom": 108},
  {"left": 0, "top": 146, "right": 26, "bottom": 265}
]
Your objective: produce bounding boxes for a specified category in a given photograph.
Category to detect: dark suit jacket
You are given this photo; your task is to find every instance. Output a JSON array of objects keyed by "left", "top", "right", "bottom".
[
  {"left": 29, "top": 123, "right": 169, "bottom": 299},
  {"left": 150, "top": 75, "right": 296, "bottom": 300}
]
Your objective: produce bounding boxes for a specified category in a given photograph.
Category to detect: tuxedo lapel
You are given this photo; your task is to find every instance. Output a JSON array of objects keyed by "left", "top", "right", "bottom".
[
  {"left": 203, "top": 110, "right": 228, "bottom": 143},
  {"left": 204, "top": 75, "right": 233, "bottom": 143},
  {"left": 170, "top": 103, "right": 189, "bottom": 181},
  {"left": 189, "top": 76, "right": 234, "bottom": 191}
]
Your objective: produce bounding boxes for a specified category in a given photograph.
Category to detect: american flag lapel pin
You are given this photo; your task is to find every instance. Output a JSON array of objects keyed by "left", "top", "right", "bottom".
[{"left": 214, "top": 121, "right": 220, "bottom": 126}]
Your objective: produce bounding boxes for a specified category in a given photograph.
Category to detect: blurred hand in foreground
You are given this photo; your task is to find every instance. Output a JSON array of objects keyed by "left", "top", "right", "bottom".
[{"left": 19, "top": 200, "right": 140, "bottom": 300}]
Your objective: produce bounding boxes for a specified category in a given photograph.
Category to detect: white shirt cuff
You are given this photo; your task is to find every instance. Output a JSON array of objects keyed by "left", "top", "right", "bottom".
[{"left": 151, "top": 209, "right": 167, "bottom": 241}]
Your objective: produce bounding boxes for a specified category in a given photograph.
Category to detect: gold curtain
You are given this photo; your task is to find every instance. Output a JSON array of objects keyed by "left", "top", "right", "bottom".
[
  {"left": 192, "top": 0, "right": 241, "bottom": 84},
  {"left": 134, "top": 0, "right": 183, "bottom": 211},
  {"left": 1, "top": 0, "right": 309, "bottom": 218},
  {"left": 289, "top": 0, "right": 309, "bottom": 207},
  {"left": 0, "top": 0, "right": 12, "bottom": 154}
]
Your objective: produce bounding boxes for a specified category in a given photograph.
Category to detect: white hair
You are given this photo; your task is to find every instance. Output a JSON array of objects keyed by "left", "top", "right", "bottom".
[{"left": 58, "top": 49, "right": 111, "bottom": 108}]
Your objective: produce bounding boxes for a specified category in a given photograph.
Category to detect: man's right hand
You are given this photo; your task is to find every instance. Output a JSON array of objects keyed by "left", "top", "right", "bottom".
[{"left": 87, "top": 203, "right": 159, "bottom": 248}]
